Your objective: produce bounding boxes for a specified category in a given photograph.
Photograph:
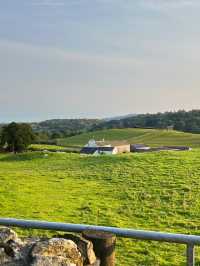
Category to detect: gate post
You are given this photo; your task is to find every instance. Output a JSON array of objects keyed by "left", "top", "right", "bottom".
[
  {"left": 82, "top": 230, "right": 116, "bottom": 266},
  {"left": 187, "top": 244, "right": 195, "bottom": 266}
]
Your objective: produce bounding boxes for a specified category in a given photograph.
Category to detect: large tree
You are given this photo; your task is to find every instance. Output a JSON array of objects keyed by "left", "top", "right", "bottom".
[{"left": 0, "top": 122, "right": 35, "bottom": 152}]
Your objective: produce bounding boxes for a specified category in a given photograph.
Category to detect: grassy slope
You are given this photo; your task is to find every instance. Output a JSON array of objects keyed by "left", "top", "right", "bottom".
[
  {"left": 29, "top": 144, "right": 80, "bottom": 152},
  {"left": 29, "top": 144, "right": 68, "bottom": 151},
  {"left": 1, "top": 151, "right": 200, "bottom": 265},
  {"left": 57, "top": 128, "right": 200, "bottom": 148}
]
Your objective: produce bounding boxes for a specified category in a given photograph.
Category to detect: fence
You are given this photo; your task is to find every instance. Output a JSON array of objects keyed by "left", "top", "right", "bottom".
[{"left": 0, "top": 218, "right": 199, "bottom": 266}]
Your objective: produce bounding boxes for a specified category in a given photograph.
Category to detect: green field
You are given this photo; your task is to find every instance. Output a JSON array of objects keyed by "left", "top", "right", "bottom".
[
  {"left": 29, "top": 144, "right": 80, "bottom": 152},
  {"left": 29, "top": 144, "right": 68, "bottom": 151},
  {"left": 1, "top": 150, "right": 200, "bottom": 265},
  {"left": 57, "top": 128, "right": 200, "bottom": 148}
]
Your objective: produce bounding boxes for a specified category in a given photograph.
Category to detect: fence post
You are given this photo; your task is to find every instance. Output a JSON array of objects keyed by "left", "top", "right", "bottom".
[
  {"left": 187, "top": 244, "right": 195, "bottom": 266},
  {"left": 82, "top": 230, "right": 116, "bottom": 266}
]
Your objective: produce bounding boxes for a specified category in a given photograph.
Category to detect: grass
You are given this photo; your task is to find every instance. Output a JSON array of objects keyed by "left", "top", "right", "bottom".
[
  {"left": 1, "top": 150, "right": 200, "bottom": 265},
  {"left": 29, "top": 144, "right": 68, "bottom": 151},
  {"left": 29, "top": 144, "right": 80, "bottom": 153},
  {"left": 57, "top": 128, "right": 200, "bottom": 148}
]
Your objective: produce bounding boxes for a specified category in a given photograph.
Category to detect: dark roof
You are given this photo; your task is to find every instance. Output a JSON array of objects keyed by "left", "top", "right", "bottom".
[
  {"left": 80, "top": 146, "right": 115, "bottom": 154},
  {"left": 131, "top": 144, "right": 149, "bottom": 148},
  {"left": 98, "top": 147, "right": 114, "bottom": 151},
  {"left": 160, "top": 146, "right": 191, "bottom": 151},
  {"left": 80, "top": 147, "right": 98, "bottom": 154}
]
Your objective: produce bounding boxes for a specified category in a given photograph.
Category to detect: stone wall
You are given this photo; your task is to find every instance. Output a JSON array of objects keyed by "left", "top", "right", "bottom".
[{"left": 0, "top": 227, "right": 99, "bottom": 266}]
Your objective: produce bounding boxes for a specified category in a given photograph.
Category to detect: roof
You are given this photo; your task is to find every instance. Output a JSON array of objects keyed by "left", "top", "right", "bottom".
[
  {"left": 161, "top": 146, "right": 191, "bottom": 151},
  {"left": 98, "top": 147, "right": 115, "bottom": 151},
  {"left": 80, "top": 147, "right": 98, "bottom": 154},
  {"left": 80, "top": 146, "right": 115, "bottom": 154},
  {"left": 131, "top": 144, "right": 149, "bottom": 148}
]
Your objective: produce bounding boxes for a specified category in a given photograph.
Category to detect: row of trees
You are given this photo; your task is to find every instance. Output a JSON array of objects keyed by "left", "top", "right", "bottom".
[
  {"left": 0, "top": 122, "right": 35, "bottom": 153},
  {"left": 94, "top": 110, "right": 200, "bottom": 133}
]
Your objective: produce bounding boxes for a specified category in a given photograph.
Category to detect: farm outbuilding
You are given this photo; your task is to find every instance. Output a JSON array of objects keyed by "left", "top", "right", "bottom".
[
  {"left": 130, "top": 144, "right": 150, "bottom": 152},
  {"left": 130, "top": 144, "right": 192, "bottom": 153},
  {"left": 81, "top": 140, "right": 130, "bottom": 155},
  {"left": 115, "top": 144, "right": 130, "bottom": 153},
  {"left": 80, "top": 146, "right": 117, "bottom": 155}
]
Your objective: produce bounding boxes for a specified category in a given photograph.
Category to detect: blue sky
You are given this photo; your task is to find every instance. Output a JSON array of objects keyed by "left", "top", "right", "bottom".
[{"left": 1, "top": 0, "right": 200, "bottom": 122}]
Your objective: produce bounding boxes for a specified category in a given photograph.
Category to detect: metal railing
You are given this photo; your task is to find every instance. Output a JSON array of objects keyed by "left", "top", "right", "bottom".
[{"left": 0, "top": 218, "right": 199, "bottom": 266}]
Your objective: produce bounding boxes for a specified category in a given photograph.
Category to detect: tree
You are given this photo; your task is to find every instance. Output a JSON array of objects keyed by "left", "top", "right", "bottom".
[{"left": 0, "top": 122, "right": 35, "bottom": 153}]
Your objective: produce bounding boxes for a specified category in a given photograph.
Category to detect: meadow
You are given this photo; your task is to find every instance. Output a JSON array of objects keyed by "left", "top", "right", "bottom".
[
  {"left": 57, "top": 128, "right": 200, "bottom": 148},
  {"left": 1, "top": 150, "right": 200, "bottom": 265}
]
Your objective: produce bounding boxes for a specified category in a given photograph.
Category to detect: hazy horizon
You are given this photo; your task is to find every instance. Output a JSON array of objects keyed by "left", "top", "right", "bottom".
[
  {"left": 1, "top": 0, "right": 200, "bottom": 122},
  {"left": 1, "top": 108, "right": 200, "bottom": 124}
]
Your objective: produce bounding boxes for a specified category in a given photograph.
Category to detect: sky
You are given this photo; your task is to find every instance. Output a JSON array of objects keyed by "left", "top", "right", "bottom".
[{"left": 1, "top": 0, "right": 200, "bottom": 122}]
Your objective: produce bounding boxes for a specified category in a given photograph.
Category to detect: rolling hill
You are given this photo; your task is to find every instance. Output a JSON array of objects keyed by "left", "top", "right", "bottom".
[
  {"left": 57, "top": 128, "right": 200, "bottom": 148},
  {"left": 31, "top": 118, "right": 100, "bottom": 134}
]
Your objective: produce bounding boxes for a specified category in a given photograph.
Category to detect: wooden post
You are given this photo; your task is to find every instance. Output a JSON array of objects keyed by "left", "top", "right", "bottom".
[{"left": 82, "top": 230, "right": 116, "bottom": 266}]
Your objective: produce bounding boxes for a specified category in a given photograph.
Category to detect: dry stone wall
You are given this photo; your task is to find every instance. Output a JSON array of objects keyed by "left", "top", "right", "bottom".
[{"left": 0, "top": 227, "right": 99, "bottom": 266}]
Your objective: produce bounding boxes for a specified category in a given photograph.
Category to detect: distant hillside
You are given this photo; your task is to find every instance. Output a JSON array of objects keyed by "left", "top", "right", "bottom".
[
  {"left": 31, "top": 118, "right": 101, "bottom": 136},
  {"left": 95, "top": 110, "right": 200, "bottom": 134},
  {"left": 103, "top": 113, "right": 137, "bottom": 121},
  {"left": 57, "top": 128, "right": 200, "bottom": 148},
  {"left": 2, "top": 110, "right": 200, "bottom": 141}
]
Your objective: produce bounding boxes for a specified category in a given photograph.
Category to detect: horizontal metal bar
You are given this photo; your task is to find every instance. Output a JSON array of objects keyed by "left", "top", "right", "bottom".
[{"left": 0, "top": 218, "right": 200, "bottom": 245}]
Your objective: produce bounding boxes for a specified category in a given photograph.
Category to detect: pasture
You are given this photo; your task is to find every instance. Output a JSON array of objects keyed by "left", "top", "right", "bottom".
[
  {"left": 1, "top": 150, "right": 200, "bottom": 265},
  {"left": 57, "top": 128, "right": 200, "bottom": 148}
]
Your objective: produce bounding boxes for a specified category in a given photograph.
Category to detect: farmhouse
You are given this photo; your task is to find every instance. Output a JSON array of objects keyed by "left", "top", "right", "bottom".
[{"left": 80, "top": 139, "right": 130, "bottom": 155}]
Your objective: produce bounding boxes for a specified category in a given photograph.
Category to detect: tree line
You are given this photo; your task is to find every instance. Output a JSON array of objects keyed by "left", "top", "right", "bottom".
[{"left": 93, "top": 110, "right": 200, "bottom": 133}]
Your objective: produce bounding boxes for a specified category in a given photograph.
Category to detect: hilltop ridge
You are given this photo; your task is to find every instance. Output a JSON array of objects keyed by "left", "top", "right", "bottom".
[{"left": 57, "top": 128, "right": 200, "bottom": 148}]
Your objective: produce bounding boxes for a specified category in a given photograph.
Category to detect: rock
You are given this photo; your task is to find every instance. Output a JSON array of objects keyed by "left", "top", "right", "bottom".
[
  {"left": 85, "top": 259, "right": 100, "bottom": 266},
  {"left": 30, "top": 238, "right": 83, "bottom": 266},
  {"left": 54, "top": 234, "right": 96, "bottom": 265},
  {"left": 0, "top": 228, "right": 97, "bottom": 266},
  {"left": 0, "top": 227, "right": 26, "bottom": 265},
  {"left": 0, "top": 227, "right": 21, "bottom": 244},
  {"left": 30, "top": 256, "right": 76, "bottom": 266}
]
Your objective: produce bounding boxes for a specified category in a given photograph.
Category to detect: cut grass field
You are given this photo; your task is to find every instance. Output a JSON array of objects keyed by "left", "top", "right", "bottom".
[
  {"left": 1, "top": 150, "right": 200, "bottom": 265},
  {"left": 29, "top": 144, "right": 68, "bottom": 151},
  {"left": 57, "top": 128, "right": 200, "bottom": 148},
  {"left": 29, "top": 144, "right": 80, "bottom": 152}
]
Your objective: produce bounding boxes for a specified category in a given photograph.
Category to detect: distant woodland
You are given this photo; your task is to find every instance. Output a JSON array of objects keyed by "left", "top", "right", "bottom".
[
  {"left": 94, "top": 110, "right": 200, "bottom": 134},
  {"left": 1, "top": 110, "right": 200, "bottom": 145}
]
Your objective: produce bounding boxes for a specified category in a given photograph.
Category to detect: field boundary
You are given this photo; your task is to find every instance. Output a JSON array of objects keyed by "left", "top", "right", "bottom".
[{"left": 0, "top": 218, "right": 198, "bottom": 266}]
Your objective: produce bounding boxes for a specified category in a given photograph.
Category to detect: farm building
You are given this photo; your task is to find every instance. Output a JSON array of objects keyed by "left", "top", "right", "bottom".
[
  {"left": 84, "top": 139, "right": 98, "bottom": 147},
  {"left": 130, "top": 144, "right": 192, "bottom": 153},
  {"left": 81, "top": 140, "right": 130, "bottom": 155},
  {"left": 130, "top": 144, "right": 151, "bottom": 152},
  {"left": 154, "top": 146, "right": 192, "bottom": 151},
  {"left": 115, "top": 144, "right": 130, "bottom": 153},
  {"left": 80, "top": 146, "right": 117, "bottom": 155}
]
